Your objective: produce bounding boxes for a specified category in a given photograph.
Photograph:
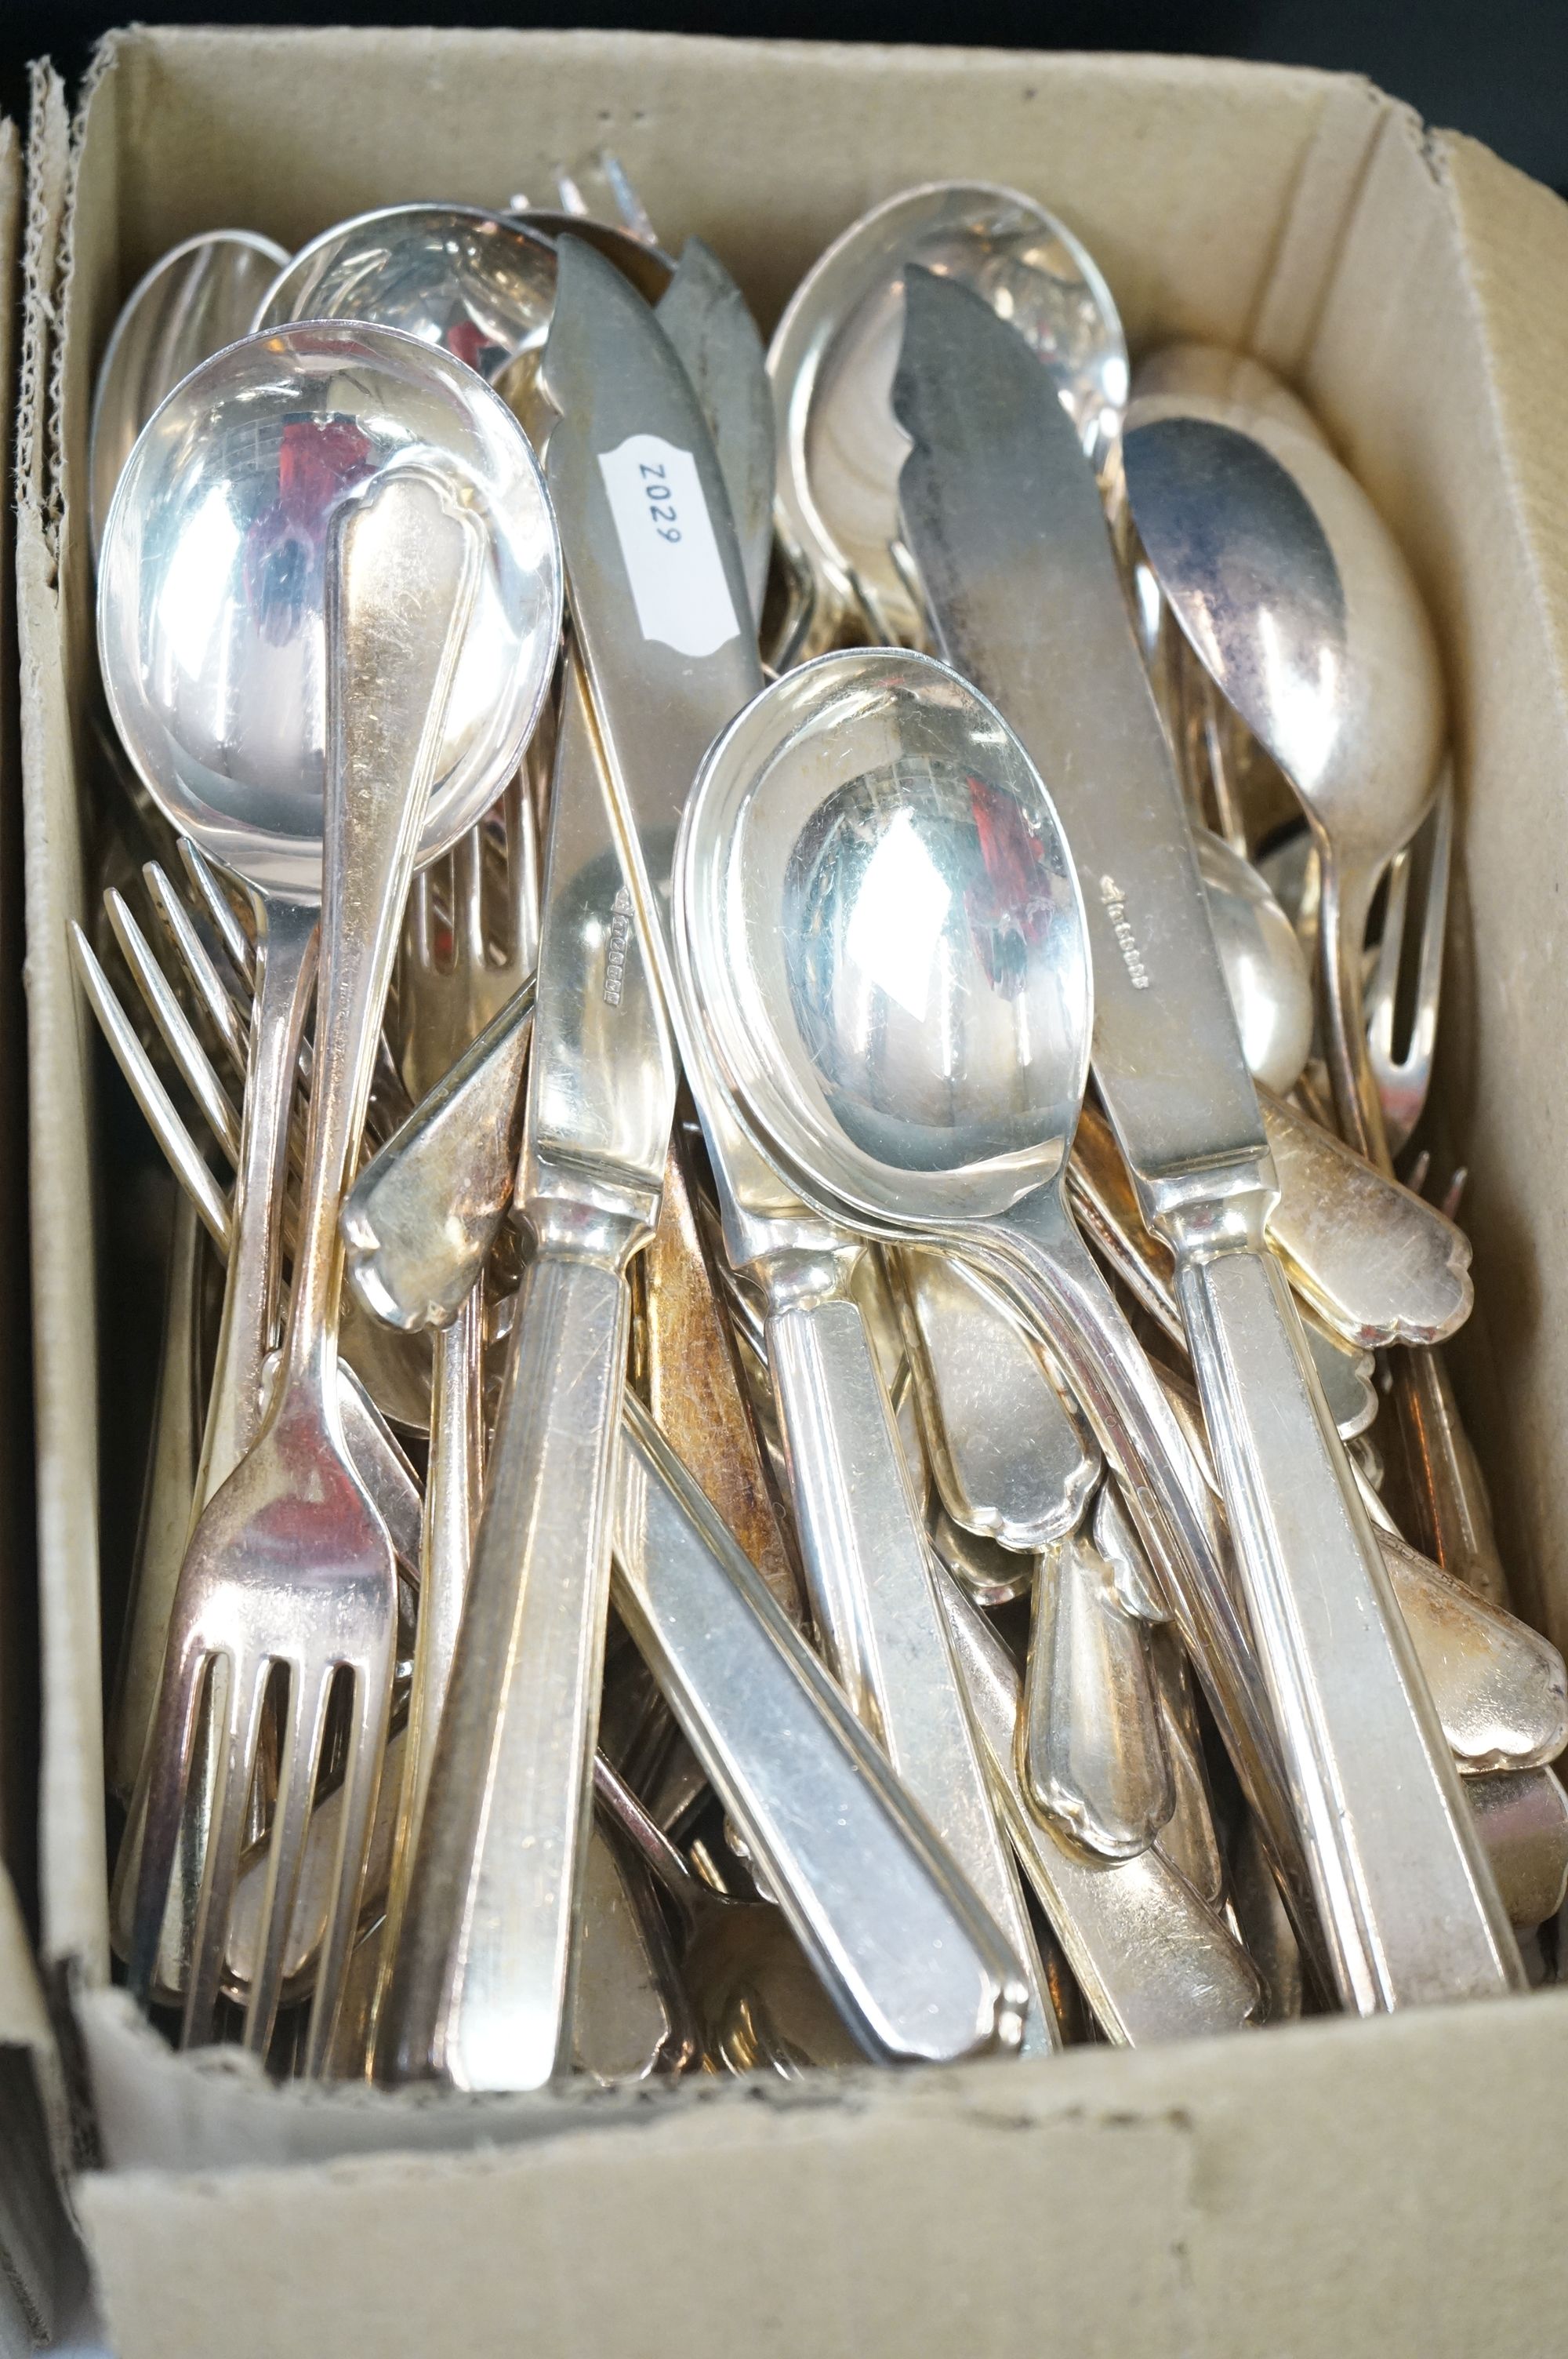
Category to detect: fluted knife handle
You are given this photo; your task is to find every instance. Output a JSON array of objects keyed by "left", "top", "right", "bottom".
[{"left": 1172, "top": 1219, "right": 1523, "bottom": 2009}]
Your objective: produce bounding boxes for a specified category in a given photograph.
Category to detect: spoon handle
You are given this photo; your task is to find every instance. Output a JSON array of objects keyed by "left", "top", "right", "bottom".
[
  {"left": 341, "top": 977, "right": 535, "bottom": 1335},
  {"left": 1319, "top": 851, "right": 1511, "bottom": 1604},
  {"left": 942, "top": 1568, "right": 1265, "bottom": 2047},
  {"left": 753, "top": 1242, "right": 1059, "bottom": 2057},
  {"left": 981, "top": 1180, "right": 1324, "bottom": 1974},
  {"left": 279, "top": 467, "right": 481, "bottom": 1408},
  {"left": 195, "top": 891, "right": 318, "bottom": 1503}
]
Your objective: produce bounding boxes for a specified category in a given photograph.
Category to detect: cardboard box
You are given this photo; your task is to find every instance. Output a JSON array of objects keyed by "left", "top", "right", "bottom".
[{"left": 16, "top": 27, "right": 1568, "bottom": 2355}]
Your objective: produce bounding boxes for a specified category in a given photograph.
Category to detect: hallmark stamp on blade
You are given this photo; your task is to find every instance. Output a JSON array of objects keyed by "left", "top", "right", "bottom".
[
  {"left": 1098, "top": 875, "right": 1151, "bottom": 989},
  {"left": 603, "top": 885, "right": 634, "bottom": 1007}
]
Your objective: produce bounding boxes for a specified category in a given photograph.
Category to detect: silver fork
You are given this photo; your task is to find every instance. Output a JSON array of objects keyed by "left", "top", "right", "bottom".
[
  {"left": 130, "top": 471, "right": 478, "bottom": 2068},
  {"left": 1367, "top": 761, "right": 1454, "bottom": 1158},
  {"left": 398, "top": 771, "right": 539, "bottom": 1103}
]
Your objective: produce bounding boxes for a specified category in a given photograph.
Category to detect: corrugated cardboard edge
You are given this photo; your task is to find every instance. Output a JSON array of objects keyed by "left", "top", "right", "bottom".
[
  {"left": 0, "top": 95, "right": 31, "bottom": 1918},
  {"left": 0, "top": 1870, "right": 73, "bottom": 2350},
  {"left": 2, "top": 92, "right": 78, "bottom": 2351},
  {"left": 1295, "top": 113, "right": 1568, "bottom": 1661},
  {"left": 16, "top": 61, "right": 106, "bottom": 1994}
]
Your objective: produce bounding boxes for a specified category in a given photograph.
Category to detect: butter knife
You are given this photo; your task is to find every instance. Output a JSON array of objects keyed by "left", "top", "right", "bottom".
[{"left": 388, "top": 647, "right": 677, "bottom": 2092}]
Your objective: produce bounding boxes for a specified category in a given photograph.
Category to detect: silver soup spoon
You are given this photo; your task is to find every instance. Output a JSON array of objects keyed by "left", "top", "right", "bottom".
[
  {"left": 1121, "top": 394, "right": 1444, "bottom": 1167},
  {"left": 103, "top": 321, "right": 561, "bottom": 2060}
]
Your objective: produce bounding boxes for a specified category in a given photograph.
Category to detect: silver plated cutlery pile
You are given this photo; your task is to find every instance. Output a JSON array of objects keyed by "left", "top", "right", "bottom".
[{"left": 77, "top": 159, "right": 1568, "bottom": 2088}]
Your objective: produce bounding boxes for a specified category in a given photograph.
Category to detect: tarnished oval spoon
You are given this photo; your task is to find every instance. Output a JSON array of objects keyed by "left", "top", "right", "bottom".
[{"left": 1122, "top": 394, "right": 1444, "bottom": 1168}]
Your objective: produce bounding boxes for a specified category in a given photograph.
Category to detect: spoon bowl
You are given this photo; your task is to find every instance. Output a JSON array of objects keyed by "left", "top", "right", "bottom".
[
  {"left": 1195, "top": 827, "right": 1313, "bottom": 1095},
  {"left": 768, "top": 182, "right": 1127, "bottom": 642},
  {"left": 677, "top": 646, "right": 1091, "bottom": 1229},
  {"left": 253, "top": 205, "right": 560, "bottom": 381},
  {"left": 90, "top": 229, "right": 292, "bottom": 562},
  {"left": 98, "top": 319, "right": 561, "bottom": 900},
  {"left": 1122, "top": 397, "right": 1443, "bottom": 1161},
  {"left": 256, "top": 203, "right": 675, "bottom": 431}
]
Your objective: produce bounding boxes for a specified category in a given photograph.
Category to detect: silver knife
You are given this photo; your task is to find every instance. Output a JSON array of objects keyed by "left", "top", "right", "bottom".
[
  {"left": 536, "top": 236, "right": 1054, "bottom": 2051},
  {"left": 388, "top": 642, "right": 677, "bottom": 2092},
  {"left": 894, "top": 263, "right": 1521, "bottom": 2011},
  {"left": 339, "top": 238, "right": 771, "bottom": 1345}
]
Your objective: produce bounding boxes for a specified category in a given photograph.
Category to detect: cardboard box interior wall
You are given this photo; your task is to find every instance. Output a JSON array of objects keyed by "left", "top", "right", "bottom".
[{"left": 15, "top": 27, "right": 1568, "bottom": 2358}]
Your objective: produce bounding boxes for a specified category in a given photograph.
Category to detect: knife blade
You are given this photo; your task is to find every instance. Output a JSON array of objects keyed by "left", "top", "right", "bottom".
[
  {"left": 537, "top": 237, "right": 1055, "bottom": 2049},
  {"left": 894, "top": 262, "right": 1522, "bottom": 2011}
]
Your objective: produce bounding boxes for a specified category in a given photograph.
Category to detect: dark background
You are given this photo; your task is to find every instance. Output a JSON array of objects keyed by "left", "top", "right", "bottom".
[{"left": 3, "top": 0, "right": 1568, "bottom": 192}]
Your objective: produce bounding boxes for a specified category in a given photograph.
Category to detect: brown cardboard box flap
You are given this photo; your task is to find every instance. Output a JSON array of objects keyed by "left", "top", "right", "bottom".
[{"left": 77, "top": 1986, "right": 1568, "bottom": 2359}]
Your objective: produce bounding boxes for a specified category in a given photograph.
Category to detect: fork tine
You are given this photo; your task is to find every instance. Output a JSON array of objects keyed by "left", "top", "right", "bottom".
[
  {"left": 304, "top": 1661, "right": 393, "bottom": 2077},
  {"left": 128, "top": 1621, "right": 215, "bottom": 2003},
  {"left": 104, "top": 887, "right": 243, "bottom": 1164},
  {"left": 454, "top": 823, "right": 486, "bottom": 974},
  {"left": 69, "top": 922, "right": 234, "bottom": 1249},
  {"left": 597, "top": 151, "right": 659, "bottom": 246},
  {"left": 178, "top": 837, "right": 256, "bottom": 989},
  {"left": 143, "top": 860, "right": 249, "bottom": 1074},
  {"left": 1366, "top": 844, "right": 1412, "bottom": 1058},
  {"left": 181, "top": 1652, "right": 273, "bottom": 2045},
  {"left": 406, "top": 862, "right": 436, "bottom": 972},
  {"left": 243, "top": 1664, "right": 336, "bottom": 2057}
]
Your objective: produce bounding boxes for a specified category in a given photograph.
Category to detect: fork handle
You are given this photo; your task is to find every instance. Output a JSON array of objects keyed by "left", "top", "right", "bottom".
[{"left": 385, "top": 1229, "right": 636, "bottom": 2090}]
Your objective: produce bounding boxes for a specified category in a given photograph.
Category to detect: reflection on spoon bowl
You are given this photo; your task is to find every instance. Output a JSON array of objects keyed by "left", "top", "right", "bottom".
[{"left": 677, "top": 644, "right": 1091, "bottom": 1230}]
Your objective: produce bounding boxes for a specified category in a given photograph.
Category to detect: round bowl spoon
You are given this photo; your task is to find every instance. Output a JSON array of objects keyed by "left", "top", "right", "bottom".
[
  {"left": 1120, "top": 395, "right": 1445, "bottom": 1166},
  {"left": 768, "top": 181, "right": 1127, "bottom": 649},
  {"left": 103, "top": 322, "right": 559, "bottom": 2049},
  {"left": 91, "top": 229, "right": 291, "bottom": 563},
  {"left": 675, "top": 644, "right": 1334, "bottom": 1978},
  {"left": 1120, "top": 398, "right": 1507, "bottom": 1601}
]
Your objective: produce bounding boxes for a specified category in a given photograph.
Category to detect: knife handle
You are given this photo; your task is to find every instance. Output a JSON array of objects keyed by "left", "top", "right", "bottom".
[
  {"left": 985, "top": 1180, "right": 1321, "bottom": 1968},
  {"left": 613, "top": 1397, "right": 1027, "bottom": 2064},
  {"left": 387, "top": 1229, "right": 635, "bottom": 2089},
  {"left": 1171, "top": 1217, "right": 1524, "bottom": 2009},
  {"left": 753, "top": 1245, "right": 1058, "bottom": 2055}
]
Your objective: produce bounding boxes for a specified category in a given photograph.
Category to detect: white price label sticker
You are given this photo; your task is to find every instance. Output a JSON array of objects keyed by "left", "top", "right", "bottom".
[{"left": 597, "top": 433, "right": 742, "bottom": 660}]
